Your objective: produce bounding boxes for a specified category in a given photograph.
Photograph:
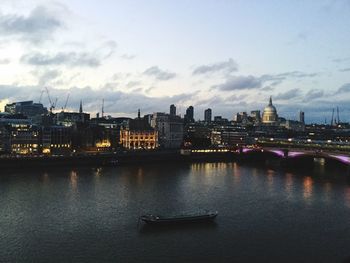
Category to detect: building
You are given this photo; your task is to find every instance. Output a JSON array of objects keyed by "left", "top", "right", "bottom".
[
  {"left": 234, "top": 112, "right": 248, "bottom": 124},
  {"left": 170, "top": 104, "right": 176, "bottom": 116},
  {"left": 211, "top": 126, "right": 248, "bottom": 147},
  {"left": 0, "top": 116, "right": 40, "bottom": 155},
  {"left": 183, "top": 122, "right": 212, "bottom": 148},
  {"left": 184, "top": 106, "right": 194, "bottom": 123},
  {"left": 204, "top": 108, "right": 212, "bottom": 123},
  {"left": 280, "top": 120, "right": 305, "bottom": 132},
  {"left": 41, "top": 126, "right": 72, "bottom": 155},
  {"left": 299, "top": 111, "right": 305, "bottom": 124},
  {"left": 120, "top": 114, "right": 158, "bottom": 150},
  {"left": 54, "top": 111, "right": 90, "bottom": 126},
  {"left": 213, "top": 116, "right": 229, "bottom": 125},
  {"left": 150, "top": 112, "right": 183, "bottom": 149},
  {"left": 90, "top": 117, "right": 130, "bottom": 150},
  {"left": 4, "top": 101, "right": 48, "bottom": 124},
  {"left": 262, "top": 97, "right": 278, "bottom": 124},
  {"left": 250, "top": 110, "right": 261, "bottom": 124}
]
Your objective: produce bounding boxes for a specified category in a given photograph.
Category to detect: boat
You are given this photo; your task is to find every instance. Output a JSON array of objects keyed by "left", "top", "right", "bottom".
[{"left": 140, "top": 211, "right": 218, "bottom": 225}]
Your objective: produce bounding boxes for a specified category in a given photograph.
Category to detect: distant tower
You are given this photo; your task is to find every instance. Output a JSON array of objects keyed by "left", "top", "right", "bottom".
[
  {"left": 138, "top": 109, "right": 141, "bottom": 119},
  {"left": 299, "top": 111, "right": 305, "bottom": 124},
  {"left": 185, "top": 106, "right": 194, "bottom": 123},
  {"left": 101, "top": 98, "right": 104, "bottom": 118},
  {"left": 204, "top": 108, "right": 212, "bottom": 123},
  {"left": 79, "top": 100, "right": 83, "bottom": 113},
  {"left": 250, "top": 110, "right": 261, "bottom": 123},
  {"left": 170, "top": 104, "right": 176, "bottom": 116}
]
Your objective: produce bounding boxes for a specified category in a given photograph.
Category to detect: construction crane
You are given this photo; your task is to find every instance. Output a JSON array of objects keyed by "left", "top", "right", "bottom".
[
  {"left": 45, "top": 87, "right": 58, "bottom": 113},
  {"left": 62, "top": 93, "right": 70, "bottom": 112},
  {"left": 38, "top": 90, "right": 44, "bottom": 104}
]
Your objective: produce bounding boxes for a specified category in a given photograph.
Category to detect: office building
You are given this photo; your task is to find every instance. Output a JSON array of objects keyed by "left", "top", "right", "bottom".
[{"left": 204, "top": 108, "right": 212, "bottom": 123}]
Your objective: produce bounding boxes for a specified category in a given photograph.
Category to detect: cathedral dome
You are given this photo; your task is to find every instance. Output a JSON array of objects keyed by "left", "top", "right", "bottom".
[
  {"left": 262, "top": 97, "right": 278, "bottom": 124},
  {"left": 263, "top": 104, "right": 277, "bottom": 114}
]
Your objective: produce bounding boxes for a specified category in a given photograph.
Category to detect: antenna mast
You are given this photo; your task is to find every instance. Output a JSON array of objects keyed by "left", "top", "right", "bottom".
[
  {"left": 331, "top": 108, "right": 334, "bottom": 126},
  {"left": 102, "top": 99, "right": 104, "bottom": 118},
  {"left": 337, "top": 106, "right": 340, "bottom": 124}
]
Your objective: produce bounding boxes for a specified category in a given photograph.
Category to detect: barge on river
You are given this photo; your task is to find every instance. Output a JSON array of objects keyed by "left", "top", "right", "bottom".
[{"left": 140, "top": 211, "right": 218, "bottom": 225}]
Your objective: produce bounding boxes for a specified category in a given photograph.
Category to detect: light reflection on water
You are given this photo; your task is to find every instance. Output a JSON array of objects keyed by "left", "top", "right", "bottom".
[
  {"left": 2, "top": 162, "right": 350, "bottom": 262},
  {"left": 344, "top": 187, "right": 350, "bottom": 209},
  {"left": 69, "top": 170, "right": 78, "bottom": 192},
  {"left": 266, "top": 169, "right": 275, "bottom": 192},
  {"left": 303, "top": 176, "right": 314, "bottom": 203},
  {"left": 323, "top": 182, "right": 332, "bottom": 204},
  {"left": 284, "top": 172, "right": 294, "bottom": 199},
  {"left": 232, "top": 162, "right": 241, "bottom": 184}
]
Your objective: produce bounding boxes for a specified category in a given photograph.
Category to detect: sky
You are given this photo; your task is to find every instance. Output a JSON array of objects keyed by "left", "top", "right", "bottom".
[{"left": 0, "top": 0, "right": 350, "bottom": 123}]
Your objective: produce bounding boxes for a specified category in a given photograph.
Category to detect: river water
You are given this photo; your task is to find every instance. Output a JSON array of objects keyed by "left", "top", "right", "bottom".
[{"left": 1, "top": 162, "right": 350, "bottom": 262}]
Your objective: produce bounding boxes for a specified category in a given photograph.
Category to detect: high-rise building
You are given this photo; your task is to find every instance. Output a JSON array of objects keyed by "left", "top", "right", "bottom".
[
  {"left": 79, "top": 100, "right": 83, "bottom": 114},
  {"left": 204, "top": 108, "right": 212, "bottom": 123},
  {"left": 151, "top": 112, "right": 183, "bottom": 149},
  {"left": 170, "top": 104, "right": 176, "bottom": 116},
  {"left": 250, "top": 110, "right": 261, "bottom": 124},
  {"left": 299, "top": 111, "right": 305, "bottom": 124},
  {"left": 184, "top": 106, "right": 194, "bottom": 123}
]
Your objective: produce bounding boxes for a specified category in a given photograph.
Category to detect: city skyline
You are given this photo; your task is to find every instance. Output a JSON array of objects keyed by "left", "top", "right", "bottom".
[{"left": 0, "top": 0, "right": 350, "bottom": 122}]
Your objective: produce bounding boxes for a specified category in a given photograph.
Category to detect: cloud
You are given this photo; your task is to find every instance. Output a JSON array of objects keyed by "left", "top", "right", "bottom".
[
  {"left": 126, "top": 81, "right": 141, "bottom": 88},
  {"left": 339, "top": 68, "right": 350, "bottom": 72},
  {"left": 277, "top": 71, "right": 318, "bottom": 78},
  {"left": 0, "top": 58, "right": 10, "bottom": 64},
  {"left": 120, "top": 54, "right": 136, "bottom": 60},
  {"left": 143, "top": 66, "right": 176, "bottom": 80},
  {"left": 332, "top": 57, "right": 350, "bottom": 63},
  {"left": 21, "top": 51, "right": 101, "bottom": 67},
  {"left": 262, "top": 71, "right": 319, "bottom": 82},
  {"left": 0, "top": 85, "right": 193, "bottom": 116},
  {"left": 34, "top": 69, "right": 62, "bottom": 86},
  {"left": 0, "top": 5, "right": 64, "bottom": 44},
  {"left": 336, "top": 83, "right": 350, "bottom": 94},
  {"left": 287, "top": 31, "right": 310, "bottom": 45},
  {"left": 212, "top": 75, "right": 262, "bottom": 91},
  {"left": 97, "top": 41, "right": 117, "bottom": 60},
  {"left": 261, "top": 86, "right": 274, "bottom": 91},
  {"left": 192, "top": 58, "right": 238, "bottom": 75},
  {"left": 212, "top": 70, "right": 320, "bottom": 92},
  {"left": 304, "top": 89, "right": 324, "bottom": 101},
  {"left": 275, "top": 88, "right": 301, "bottom": 100}
]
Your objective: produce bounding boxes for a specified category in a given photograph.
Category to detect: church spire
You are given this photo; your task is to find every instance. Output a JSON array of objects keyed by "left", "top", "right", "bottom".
[
  {"left": 269, "top": 96, "right": 272, "bottom": 106},
  {"left": 79, "top": 100, "right": 83, "bottom": 113}
]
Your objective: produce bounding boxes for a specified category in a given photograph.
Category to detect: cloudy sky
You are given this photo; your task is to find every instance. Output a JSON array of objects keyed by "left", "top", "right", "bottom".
[{"left": 0, "top": 0, "right": 350, "bottom": 123}]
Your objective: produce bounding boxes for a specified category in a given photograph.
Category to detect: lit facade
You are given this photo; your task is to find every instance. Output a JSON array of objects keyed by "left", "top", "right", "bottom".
[
  {"left": 120, "top": 117, "right": 158, "bottom": 150},
  {"left": 120, "top": 129, "right": 158, "bottom": 150},
  {"left": 8, "top": 121, "right": 40, "bottom": 155}
]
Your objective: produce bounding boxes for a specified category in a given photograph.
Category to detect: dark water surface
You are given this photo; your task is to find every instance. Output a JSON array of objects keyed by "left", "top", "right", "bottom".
[{"left": 1, "top": 162, "right": 350, "bottom": 262}]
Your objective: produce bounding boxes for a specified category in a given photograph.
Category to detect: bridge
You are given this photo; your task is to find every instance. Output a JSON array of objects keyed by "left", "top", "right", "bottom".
[{"left": 241, "top": 146, "right": 350, "bottom": 168}]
